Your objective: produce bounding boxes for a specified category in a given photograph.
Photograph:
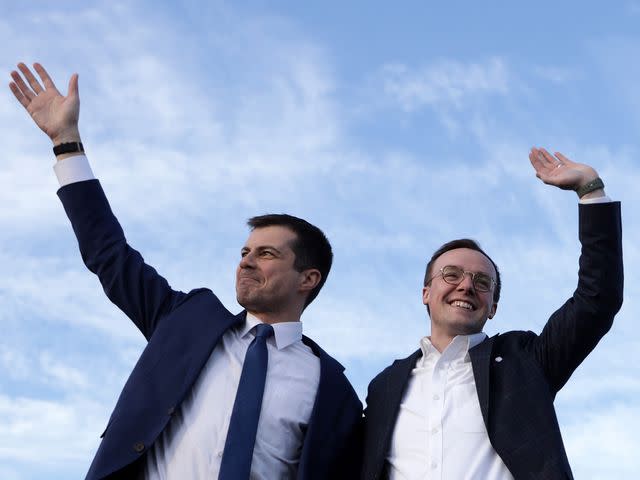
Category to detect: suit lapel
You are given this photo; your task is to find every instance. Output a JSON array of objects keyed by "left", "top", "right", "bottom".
[
  {"left": 296, "top": 336, "right": 346, "bottom": 479},
  {"left": 372, "top": 350, "right": 422, "bottom": 474},
  {"left": 469, "top": 336, "right": 494, "bottom": 430}
]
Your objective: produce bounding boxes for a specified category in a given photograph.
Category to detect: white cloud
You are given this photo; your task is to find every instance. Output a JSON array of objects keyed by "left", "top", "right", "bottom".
[
  {"left": 532, "top": 65, "right": 577, "bottom": 84},
  {"left": 39, "top": 352, "right": 89, "bottom": 390},
  {"left": 564, "top": 402, "right": 640, "bottom": 477},
  {"left": 2, "top": 2, "right": 640, "bottom": 478},
  {"left": 379, "top": 57, "right": 510, "bottom": 112},
  {"left": 0, "top": 393, "right": 105, "bottom": 466}
]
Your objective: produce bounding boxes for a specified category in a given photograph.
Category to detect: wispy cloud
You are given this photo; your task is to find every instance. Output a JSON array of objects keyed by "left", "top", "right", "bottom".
[
  {"left": 531, "top": 65, "right": 577, "bottom": 84},
  {"left": 379, "top": 57, "right": 510, "bottom": 112},
  {"left": 2, "top": 1, "right": 640, "bottom": 477},
  {"left": 564, "top": 402, "right": 640, "bottom": 478}
]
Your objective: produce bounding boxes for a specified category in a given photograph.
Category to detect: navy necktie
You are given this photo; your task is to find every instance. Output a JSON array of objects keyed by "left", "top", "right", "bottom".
[{"left": 219, "top": 323, "right": 274, "bottom": 480}]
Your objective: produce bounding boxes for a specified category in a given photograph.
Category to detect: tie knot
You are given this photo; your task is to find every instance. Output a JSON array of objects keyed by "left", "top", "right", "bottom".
[{"left": 254, "top": 323, "right": 274, "bottom": 339}]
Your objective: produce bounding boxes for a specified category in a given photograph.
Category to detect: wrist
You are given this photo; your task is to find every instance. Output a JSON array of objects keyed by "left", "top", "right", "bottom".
[
  {"left": 575, "top": 177, "right": 605, "bottom": 199},
  {"left": 579, "top": 187, "right": 606, "bottom": 200},
  {"left": 51, "top": 128, "right": 81, "bottom": 146}
]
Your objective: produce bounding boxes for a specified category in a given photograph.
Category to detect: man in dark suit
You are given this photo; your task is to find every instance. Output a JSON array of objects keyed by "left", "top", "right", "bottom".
[
  {"left": 361, "top": 148, "right": 623, "bottom": 479},
  {"left": 10, "top": 63, "right": 362, "bottom": 480}
]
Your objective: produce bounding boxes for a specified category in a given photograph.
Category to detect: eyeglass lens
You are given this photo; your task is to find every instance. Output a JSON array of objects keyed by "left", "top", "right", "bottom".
[{"left": 441, "top": 266, "right": 493, "bottom": 292}]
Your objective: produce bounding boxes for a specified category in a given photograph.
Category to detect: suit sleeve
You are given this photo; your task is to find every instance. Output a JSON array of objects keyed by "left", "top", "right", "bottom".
[
  {"left": 58, "top": 179, "right": 186, "bottom": 339},
  {"left": 532, "top": 201, "right": 623, "bottom": 393}
]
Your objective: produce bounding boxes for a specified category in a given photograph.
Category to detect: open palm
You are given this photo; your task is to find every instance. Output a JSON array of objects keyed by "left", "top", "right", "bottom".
[
  {"left": 529, "top": 147, "right": 597, "bottom": 191},
  {"left": 10, "top": 63, "right": 79, "bottom": 143}
]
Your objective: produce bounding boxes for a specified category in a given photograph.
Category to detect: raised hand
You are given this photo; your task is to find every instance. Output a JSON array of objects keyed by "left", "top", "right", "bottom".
[
  {"left": 9, "top": 63, "right": 80, "bottom": 144},
  {"left": 529, "top": 147, "right": 599, "bottom": 193}
]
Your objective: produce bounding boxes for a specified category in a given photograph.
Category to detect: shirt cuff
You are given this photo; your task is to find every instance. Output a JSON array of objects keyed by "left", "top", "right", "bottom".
[
  {"left": 579, "top": 195, "right": 612, "bottom": 205},
  {"left": 53, "top": 154, "right": 95, "bottom": 186}
]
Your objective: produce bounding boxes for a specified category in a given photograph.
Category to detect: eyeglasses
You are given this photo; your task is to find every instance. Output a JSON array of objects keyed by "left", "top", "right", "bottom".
[{"left": 427, "top": 265, "right": 496, "bottom": 292}]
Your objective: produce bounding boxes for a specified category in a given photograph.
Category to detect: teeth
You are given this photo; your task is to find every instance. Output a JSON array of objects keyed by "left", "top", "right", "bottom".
[{"left": 451, "top": 300, "right": 474, "bottom": 310}]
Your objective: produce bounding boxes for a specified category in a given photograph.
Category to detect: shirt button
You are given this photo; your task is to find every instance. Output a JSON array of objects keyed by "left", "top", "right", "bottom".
[
  {"left": 431, "top": 462, "right": 438, "bottom": 469},
  {"left": 217, "top": 451, "right": 223, "bottom": 458},
  {"left": 431, "top": 427, "right": 439, "bottom": 434},
  {"left": 433, "top": 394, "right": 440, "bottom": 401}
]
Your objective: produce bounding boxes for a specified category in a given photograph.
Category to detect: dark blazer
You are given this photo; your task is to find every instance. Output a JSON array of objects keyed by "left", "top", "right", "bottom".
[
  {"left": 58, "top": 180, "right": 362, "bottom": 480},
  {"left": 362, "top": 202, "right": 623, "bottom": 480}
]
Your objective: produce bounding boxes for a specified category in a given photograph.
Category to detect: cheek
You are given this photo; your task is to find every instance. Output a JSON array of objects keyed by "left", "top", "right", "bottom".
[{"left": 481, "top": 296, "right": 494, "bottom": 312}]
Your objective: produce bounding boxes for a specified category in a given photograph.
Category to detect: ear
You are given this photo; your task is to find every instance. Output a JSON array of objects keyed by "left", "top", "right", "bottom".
[
  {"left": 488, "top": 302, "right": 498, "bottom": 319},
  {"left": 299, "top": 269, "right": 321, "bottom": 293},
  {"left": 422, "top": 285, "right": 430, "bottom": 306}
]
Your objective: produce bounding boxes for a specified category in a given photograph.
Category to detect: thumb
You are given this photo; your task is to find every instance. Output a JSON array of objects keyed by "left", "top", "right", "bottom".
[{"left": 67, "top": 73, "right": 79, "bottom": 99}]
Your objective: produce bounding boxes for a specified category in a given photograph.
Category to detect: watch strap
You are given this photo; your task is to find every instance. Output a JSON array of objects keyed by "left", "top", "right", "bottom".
[
  {"left": 576, "top": 177, "right": 604, "bottom": 198},
  {"left": 53, "top": 142, "right": 84, "bottom": 156}
]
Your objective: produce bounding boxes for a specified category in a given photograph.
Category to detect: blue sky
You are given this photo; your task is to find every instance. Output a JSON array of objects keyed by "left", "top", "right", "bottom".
[{"left": 1, "top": 1, "right": 639, "bottom": 478}]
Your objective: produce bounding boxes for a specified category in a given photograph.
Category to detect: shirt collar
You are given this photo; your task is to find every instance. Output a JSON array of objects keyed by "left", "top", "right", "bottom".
[
  {"left": 241, "top": 312, "right": 303, "bottom": 351},
  {"left": 420, "top": 332, "right": 487, "bottom": 360}
]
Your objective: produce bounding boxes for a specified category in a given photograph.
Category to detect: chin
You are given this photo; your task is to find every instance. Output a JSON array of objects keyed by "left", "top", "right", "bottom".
[{"left": 236, "top": 293, "right": 254, "bottom": 310}]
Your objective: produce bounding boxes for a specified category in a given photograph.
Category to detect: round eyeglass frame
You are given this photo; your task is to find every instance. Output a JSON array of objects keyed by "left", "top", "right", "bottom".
[{"left": 426, "top": 265, "right": 496, "bottom": 292}]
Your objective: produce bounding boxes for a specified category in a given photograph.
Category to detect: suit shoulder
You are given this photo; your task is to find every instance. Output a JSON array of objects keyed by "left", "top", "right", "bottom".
[
  {"left": 302, "top": 335, "right": 345, "bottom": 371},
  {"left": 301, "top": 335, "right": 362, "bottom": 404},
  {"left": 367, "top": 350, "right": 420, "bottom": 391},
  {"left": 487, "top": 330, "right": 540, "bottom": 352},
  {"left": 168, "top": 287, "right": 236, "bottom": 321}
]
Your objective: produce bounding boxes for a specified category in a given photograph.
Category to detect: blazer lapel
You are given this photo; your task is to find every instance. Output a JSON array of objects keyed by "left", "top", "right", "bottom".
[
  {"left": 367, "top": 350, "right": 422, "bottom": 478},
  {"left": 381, "top": 351, "right": 421, "bottom": 446},
  {"left": 469, "top": 336, "right": 494, "bottom": 430},
  {"left": 296, "top": 336, "right": 347, "bottom": 479}
]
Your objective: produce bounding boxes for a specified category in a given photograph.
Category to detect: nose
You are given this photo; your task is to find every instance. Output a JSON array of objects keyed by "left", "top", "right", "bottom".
[
  {"left": 239, "top": 252, "right": 256, "bottom": 269},
  {"left": 456, "top": 272, "right": 476, "bottom": 292}
]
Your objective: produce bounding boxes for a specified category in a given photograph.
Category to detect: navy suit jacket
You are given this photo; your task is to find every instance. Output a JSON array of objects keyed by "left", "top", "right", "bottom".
[
  {"left": 361, "top": 202, "right": 623, "bottom": 480},
  {"left": 58, "top": 180, "right": 363, "bottom": 480}
]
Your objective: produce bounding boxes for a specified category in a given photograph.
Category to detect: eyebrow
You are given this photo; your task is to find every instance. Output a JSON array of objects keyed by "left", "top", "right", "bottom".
[
  {"left": 241, "top": 245, "right": 284, "bottom": 255},
  {"left": 446, "top": 264, "right": 494, "bottom": 276}
]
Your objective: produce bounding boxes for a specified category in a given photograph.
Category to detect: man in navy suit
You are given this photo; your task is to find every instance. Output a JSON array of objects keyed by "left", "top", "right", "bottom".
[
  {"left": 10, "top": 63, "right": 362, "bottom": 479},
  {"left": 361, "top": 149, "right": 623, "bottom": 479}
]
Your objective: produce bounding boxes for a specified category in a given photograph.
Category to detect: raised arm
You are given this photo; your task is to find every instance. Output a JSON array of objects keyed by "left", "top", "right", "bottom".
[
  {"left": 527, "top": 147, "right": 622, "bottom": 393},
  {"left": 9, "top": 63, "right": 187, "bottom": 338}
]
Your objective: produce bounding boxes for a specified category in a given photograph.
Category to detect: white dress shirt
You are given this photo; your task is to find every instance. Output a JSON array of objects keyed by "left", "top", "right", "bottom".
[
  {"left": 385, "top": 194, "right": 612, "bottom": 480},
  {"left": 54, "top": 155, "right": 321, "bottom": 479},
  {"left": 387, "top": 334, "right": 514, "bottom": 480},
  {"left": 144, "top": 313, "right": 320, "bottom": 480}
]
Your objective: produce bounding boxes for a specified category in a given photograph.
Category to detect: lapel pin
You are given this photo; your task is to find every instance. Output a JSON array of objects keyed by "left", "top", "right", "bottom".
[{"left": 494, "top": 356, "right": 503, "bottom": 363}]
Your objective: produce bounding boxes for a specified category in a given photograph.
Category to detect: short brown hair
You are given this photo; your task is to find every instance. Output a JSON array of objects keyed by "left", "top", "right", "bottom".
[{"left": 248, "top": 214, "right": 332, "bottom": 308}]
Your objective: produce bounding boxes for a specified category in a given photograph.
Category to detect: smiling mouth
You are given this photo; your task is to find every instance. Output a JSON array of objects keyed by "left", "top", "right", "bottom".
[{"left": 449, "top": 300, "right": 475, "bottom": 311}]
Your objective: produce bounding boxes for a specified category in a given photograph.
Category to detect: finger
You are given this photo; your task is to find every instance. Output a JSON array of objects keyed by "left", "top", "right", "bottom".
[
  {"left": 10, "top": 70, "right": 36, "bottom": 101},
  {"left": 529, "top": 152, "right": 553, "bottom": 182},
  {"left": 67, "top": 73, "right": 79, "bottom": 99},
  {"left": 529, "top": 148, "right": 543, "bottom": 170},
  {"left": 554, "top": 152, "right": 576, "bottom": 167},
  {"left": 33, "top": 63, "right": 60, "bottom": 94},
  {"left": 538, "top": 148, "right": 560, "bottom": 168},
  {"left": 531, "top": 147, "right": 554, "bottom": 172},
  {"left": 17, "top": 62, "right": 44, "bottom": 94},
  {"left": 9, "top": 82, "right": 30, "bottom": 109}
]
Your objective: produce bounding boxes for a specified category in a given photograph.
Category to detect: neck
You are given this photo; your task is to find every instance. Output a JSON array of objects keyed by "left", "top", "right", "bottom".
[
  {"left": 428, "top": 332, "right": 454, "bottom": 353},
  {"left": 247, "top": 309, "right": 302, "bottom": 324}
]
